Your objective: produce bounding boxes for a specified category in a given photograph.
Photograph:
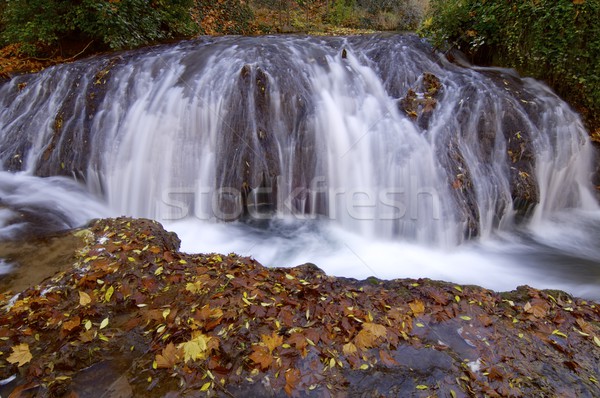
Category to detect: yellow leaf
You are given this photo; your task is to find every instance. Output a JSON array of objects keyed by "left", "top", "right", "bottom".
[
  {"left": 416, "top": 385, "right": 429, "bottom": 390},
  {"left": 99, "top": 317, "right": 109, "bottom": 330},
  {"left": 262, "top": 332, "right": 283, "bottom": 353},
  {"left": 79, "top": 291, "right": 92, "bottom": 306},
  {"left": 342, "top": 342, "right": 357, "bottom": 356},
  {"left": 359, "top": 364, "right": 369, "bottom": 370},
  {"left": 85, "top": 320, "right": 92, "bottom": 330},
  {"left": 178, "top": 332, "right": 211, "bottom": 362},
  {"left": 409, "top": 300, "right": 425, "bottom": 316},
  {"left": 460, "top": 316, "right": 472, "bottom": 321},
  {"left": 593, "top": 336, "right": 600, "bottom": 347},
  {"left": 186, "top": 281, "right": 204, "bottom": 294},
  {"left": 362, "top": 323, "right": 387, "bottom": 338},
  {"left": 552, "top": 329, "right": 567, "bottom": 338},
  {"left": 6, "top": 343, "right": 32, "bottom": 367},
  {"left": 200, "top": 382, "right": 211, "bottom": 391},
  {"left": 105, "top": 285, "right": 114, "bottom": 302}
]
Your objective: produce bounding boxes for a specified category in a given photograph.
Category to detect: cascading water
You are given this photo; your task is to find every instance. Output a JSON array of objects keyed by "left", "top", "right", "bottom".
[{"left": 0, "top": 35, "right": 598, "bottom": 298}]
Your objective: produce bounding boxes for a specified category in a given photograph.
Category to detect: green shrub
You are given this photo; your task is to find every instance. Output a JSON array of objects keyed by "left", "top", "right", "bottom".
[
  {"left": 421, "top": 0, "right": 600, "bottom": 128},
  {"left": 0, "top": 0, "right": 198, "bottom": 54}
]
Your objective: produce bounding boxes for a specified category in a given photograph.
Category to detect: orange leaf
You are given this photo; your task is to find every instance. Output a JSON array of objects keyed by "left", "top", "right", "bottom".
[
  {"left": 284, "top": 368, "right": 301, "bottom": 396},
  {"left": 249, "top": 345, "right": 273, "bottom": 369}
]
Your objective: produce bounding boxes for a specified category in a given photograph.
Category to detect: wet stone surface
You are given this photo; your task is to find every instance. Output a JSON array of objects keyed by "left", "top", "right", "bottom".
[{"left": 0, "top": 217, "right": 599, "bottom": 397}]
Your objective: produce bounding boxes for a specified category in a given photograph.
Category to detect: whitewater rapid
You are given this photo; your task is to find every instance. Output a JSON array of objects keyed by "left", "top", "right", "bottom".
[{"left": 0, "top": 35, "right": 598, "bottom": 299}]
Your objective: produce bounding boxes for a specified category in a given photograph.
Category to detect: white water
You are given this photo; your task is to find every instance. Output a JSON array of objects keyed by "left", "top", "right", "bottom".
[{"left": 0, "top": 35, "right": 598, "bottom": 299}]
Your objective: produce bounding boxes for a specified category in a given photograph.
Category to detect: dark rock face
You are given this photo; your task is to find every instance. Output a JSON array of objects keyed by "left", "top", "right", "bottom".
[{"left": 1, "top": 218, "right": 599, "bottom": 397}]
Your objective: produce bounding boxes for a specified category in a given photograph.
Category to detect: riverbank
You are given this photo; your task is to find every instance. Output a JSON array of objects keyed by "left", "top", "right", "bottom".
[{"left": 1, "top": 217, "right": 599, "bottom": 397}]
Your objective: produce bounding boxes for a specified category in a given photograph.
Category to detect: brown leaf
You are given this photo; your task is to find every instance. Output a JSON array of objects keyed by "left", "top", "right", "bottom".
[
  {"left": 379, "top": 349, "right": 398, "bottom": 366},
  {"left": 7, "top": 343, "right": 32, "bottom": 367},
  {"left": 287, "top": 332, "right": 307, "bottom": 351},
  {"left": 249, "top": 345, "right": 273, "bottom": 369},
  {"left": 62, "top": 316, "right": 81, "bottom": 333},
  {"left": 156, "top": 343, "right": 181, "bottom": 369},
  {"left": 284, "top": 368, "right": 301, "bottom": 396}
]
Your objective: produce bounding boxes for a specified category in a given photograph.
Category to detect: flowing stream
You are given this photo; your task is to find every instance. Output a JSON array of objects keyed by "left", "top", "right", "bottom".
[{"left": 0, "top": 34, "right": 598, "bottom": 298}]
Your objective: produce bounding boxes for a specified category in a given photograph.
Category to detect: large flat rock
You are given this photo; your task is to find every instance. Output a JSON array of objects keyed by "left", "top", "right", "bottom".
[{"left": 1, "top": 217, "right": 599, "bottom": 397}]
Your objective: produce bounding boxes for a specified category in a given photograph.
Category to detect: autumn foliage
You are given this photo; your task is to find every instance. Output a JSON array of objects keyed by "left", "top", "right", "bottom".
[{"left": 1, "top": 218, "right": 599, "bottom": 396}]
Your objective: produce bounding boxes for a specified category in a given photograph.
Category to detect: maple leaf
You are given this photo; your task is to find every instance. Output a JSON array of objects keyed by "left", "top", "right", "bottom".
[
  {"left": 7, "top": 343, "right": 32, "bottom": 367},
  {"left": 249, "top": 345, "right": 273, "bottom": 369},
  {"left": 409, "top": 300, "right": 425, "bottom": 316},
  {"left": 262, "top": 331, "right": 283, "bottom": 353},
  {"left": 362, "top": 322, "right": 387, "bottom": 339},
  {"left": 178, "top": 332, "right": 211, "bottom": 363},
  {"left": 353, "top": 323, "right": 387, "bottom": 351},
  {"left": 156, "top": 343, "right": 181, "bottom": 368}
]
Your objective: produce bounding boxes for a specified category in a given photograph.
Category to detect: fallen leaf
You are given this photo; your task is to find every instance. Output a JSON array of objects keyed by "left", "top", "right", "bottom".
[
  {"left": 105, "top": 285, "right": 114, "bottom": 302},
  {"left": 62, "top": 316, "right": 81, "bottom": 333},
  {"left": 284, "top": 368, "right": 301, "bottom": 396},
  {"left": 155, "top": 343, "right": 181, "bottom": 369},
  {"left": 178, "top": 332, "right": 211, "bottom": 362},
  {"left": 79, "top": 291, "right": 92, "bottom": 306},
  {"left": 379, "top": 349, "right": 398, "bottom": 366},
  {"left": 262, "top": 331, "right": 283, "bottom": 353},
  {"left": 409, "top": 300, "right": 425, "bottom": 316},
  {"left": 249, "top": 345, "right": 273, "bottom": 369},
  {"left": 343, "top": 342, "right": 357, "bottom": 356},
  {"left": 7, "top": 343, "right": 32, "bottom": 366}
]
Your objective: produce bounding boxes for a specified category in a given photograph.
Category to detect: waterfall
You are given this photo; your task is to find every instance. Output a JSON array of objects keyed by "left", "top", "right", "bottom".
[{"left": 0, "top": 35, "right": 598, "bottom": 297}]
